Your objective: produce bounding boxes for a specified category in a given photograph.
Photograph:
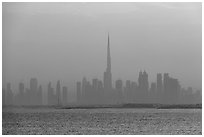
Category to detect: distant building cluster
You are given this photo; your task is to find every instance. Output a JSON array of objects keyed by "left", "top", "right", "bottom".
[
  {"left": 2, "top": 35, "right": 201, "bottom": 106},
  {"left": 76, "top": 35, "right": 201, "bottom": 105},
  {"left": 47, "top": 80, "right": 68, "bottom": 106},
  {"left": 76, "top": 72, "right": 202, "bottom": 105},
  {"left": 2, "top": 79, "right": 69, "bottom": 106},
  {"left": 3, "top": 78, "right": 43, "bottom": 106}
]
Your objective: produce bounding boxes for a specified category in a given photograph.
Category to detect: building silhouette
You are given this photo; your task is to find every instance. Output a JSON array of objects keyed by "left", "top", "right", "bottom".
[
  {"left": 6, "top": 83, "right": 13, "bottom": 105},
  {"left": 163, "top": 73, "right": 169, "bottom": 104},
  {"left": 76, "top": 81, "right": 81, "bottom": 104},
  {"left": 143, "top": 71, "right": 149, "bottom": 102},
  {"left": 157, "top": 73, "right": 163, "bottom": 104},
  {"left": 97, "top": 80, "right": 104, "bottom": 104},
  {"left": 115, "top": 79, "right": 123, "bottom": 103},
  {"left": 138, "top": 71, "right": 149, "bottom": 103},
  {"left": 81, "top": 77, "right": 87, "bottom": 104},
  {"left": 30, "top": 78, "right": 38, "bottom": 105},
  {"left": 37, "top": 85, "right": 43, "bottom": 105},
  {"left": 2, "top": 88, "right": 6, "bottom": 106},
  {"left": 56, "top": 80, "right": 61, "bottom": 106},
  {"left": 131, "top": 81, "right": 138, "bottom": 103},
  {"left": 2, "top": 34, "right": 201, "bottom": 106},
  {"left": 163, "top": 73, "right": 180, "bottom": 104},
  {"left": 194, "top": 90, "right": 202, "bottom": 104},
  {"left": 62, "top": 86, "right": 68, "bottom": 105},
  {"left": 103, "top": 34, "right": 112, "bottom": 103},
  {"left": 47, "top": 82, "right": 57, "bottom": 105},
  {"left": 25, "top": 88, "right": 30, "bottom": 105},
  {"left": 149, "top": 82, "right": 156, "bottom": 103},
  {"left": 74, "top": 34, "right": 201, "bottom": 105},
  {"left": 18, "top": 82, "right": 25, "bottom": 105},
  {"left": 3, "top": 74, "right": 201, "bottom": 106},
  {"left": 125, "top": 80, "right": 131, "bottom": 103}
]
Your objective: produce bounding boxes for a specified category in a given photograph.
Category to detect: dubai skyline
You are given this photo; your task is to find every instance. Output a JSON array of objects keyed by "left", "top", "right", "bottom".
[
  {"left": 3, "top": 3, "right": 201, "bottom": 94},
  {"left": 2, "top": 2, "right": 202, "bottom": 135},
  {"left": 3, "top": 34, "right": 201, "bottom": 105}
]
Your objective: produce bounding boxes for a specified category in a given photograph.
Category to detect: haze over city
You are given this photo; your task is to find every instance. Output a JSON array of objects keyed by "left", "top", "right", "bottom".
[
  {"left": 2, "top": 3, "right": 202, "bottom": 135},
  {"left": 3, "top": 3, "right": 201, "bottom": 103}
]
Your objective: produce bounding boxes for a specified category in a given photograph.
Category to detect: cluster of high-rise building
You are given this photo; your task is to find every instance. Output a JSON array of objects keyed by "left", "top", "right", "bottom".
[
  {"left": 47, "top": 80, "right": 68, "bottom": 106},
  {"left": 3, "top": 78, "right": 43, "bottom": 106},
  {"left": 76, "top": 73, "right": 201, "bottom": 105},
  {"left": 2, "top": 79, "right": 69, "bottom": 106},
  {"left": 2, "top": 35, "right": 201, "bottom": 106},
  {"left": 76, "top": 35, "right": 201, "bottom": 105}
]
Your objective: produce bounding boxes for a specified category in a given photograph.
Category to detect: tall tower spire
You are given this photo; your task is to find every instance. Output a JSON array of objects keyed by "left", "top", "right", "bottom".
[
  {"left": 104, "top": 33, "right": 112, "bottom": 93},
  {"left": 107, "top": 33, "right": 111, "bottom": 72}
]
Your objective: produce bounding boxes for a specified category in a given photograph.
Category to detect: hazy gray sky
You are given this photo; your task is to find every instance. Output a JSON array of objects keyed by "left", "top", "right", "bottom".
[{"left": 3, "top": 2, "right": 201, "bottom": 93}]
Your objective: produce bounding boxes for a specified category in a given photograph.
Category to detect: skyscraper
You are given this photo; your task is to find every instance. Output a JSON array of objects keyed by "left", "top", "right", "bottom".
[
  {"left": 47, "top": 82, "right": 56, "bottom": 105},
  {"left": 56, "top": 80, "right": 61, "bottom": 106},
  {"left": 47, "top": 82, "right": 52, "bottom": 105},
  {"left": 19, "top": 82, "right": 25, "bottom": 105},
  {"left": 125, "top": 80, "right": 131, "bottom": 103},
  {"left": 150, "top": 82, "right": 156, "bottom": 103},
  {"left": 138, "top": 71, "right": 149, "bottom": 103},
  {"left": 2, "top": 88, "right": 6, "bottom": 106},
  {"left": 143, "top": 71, "right": 149, "bottom": 96},
  {"left": 6, "top": 83, "right": 13, "bottom": 105},
  {"left": 30, "top": 78, "right": 38, "bottom": 92},
  {"left": 76, "top": 81, "right": 81, "bottom": 104},
  {"left": 92, "top": 79, "right": 98, "bottom": 90},
  {"left": 115, "top": 79, "right": 123, "bottom": 103},
  {"left": 62, "top": 86, "right": 68, "bottom": 105},
  {"left": 30, "top": 78, "right": 38, "bottom": 105},
  {"left": 82, "top": 77, "right": 87, "bottom": 103},
  {"left": 103, "top": 34, "right": 112, "bottom": 92},
  {"left": 38, "top": 85, "right": 43, "bottom": 105},
  {"left": 163, "top": 73, "right": 169, "bottom": 104},
  {"left": 92, "top": 78, "right": 98, "bottom": 104},
  {"left": 163, "top": 73, "right": 180, "bottom": 104},
  {"left": 157, "top": 73, "right": 162, "bottom": 103},
  {"left": 103, "top": 34, "right": 113, "bottom": 104},
  {"left": 97, "top": 80, "right": 104, "bottom": 104}
]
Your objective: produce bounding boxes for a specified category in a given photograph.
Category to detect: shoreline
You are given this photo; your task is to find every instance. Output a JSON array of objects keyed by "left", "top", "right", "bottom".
[{"left": 2, "top": 103, "right": 202, "bottom": 109}]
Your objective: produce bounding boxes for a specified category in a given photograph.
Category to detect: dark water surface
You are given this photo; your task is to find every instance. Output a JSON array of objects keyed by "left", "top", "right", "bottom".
[{"left": 2, "top": 107, "right": 202, "bottom": 135}]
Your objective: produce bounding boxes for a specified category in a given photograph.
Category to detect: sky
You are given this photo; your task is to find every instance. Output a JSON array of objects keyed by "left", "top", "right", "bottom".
[{"left": 2, "top": 2, "right": 202, "bottom": 97}]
